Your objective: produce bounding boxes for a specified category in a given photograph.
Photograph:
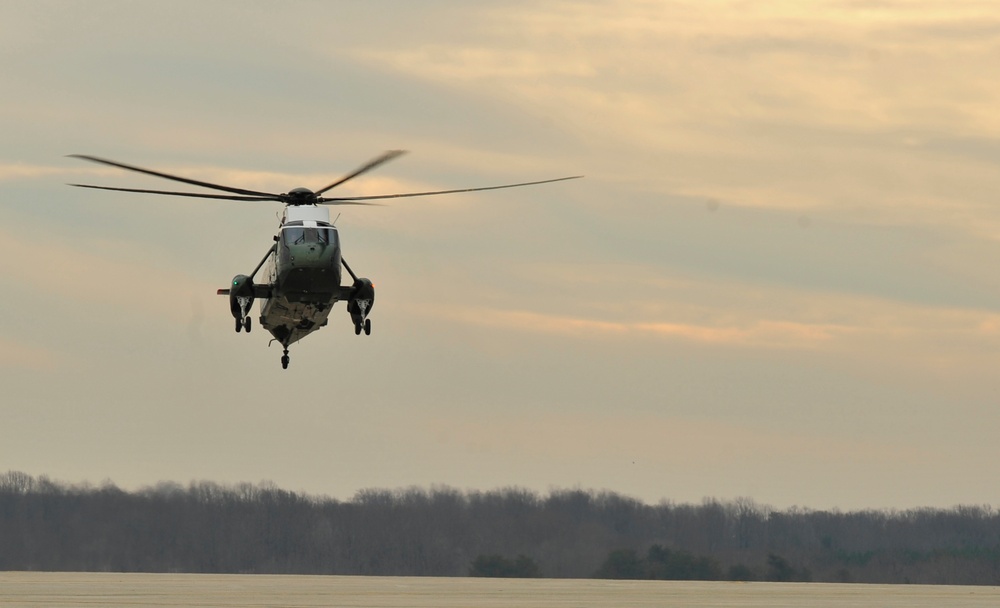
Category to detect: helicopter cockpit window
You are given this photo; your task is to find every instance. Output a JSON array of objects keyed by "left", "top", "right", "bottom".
[
  {"left": 318, "top": 228, "right": 338, "bottom": 246},
  {"left": 282, "top": 227, "right": 307, "bottom": 245},
  {"left": 282, "top": 225, "right": 337, "bottom": 246}
]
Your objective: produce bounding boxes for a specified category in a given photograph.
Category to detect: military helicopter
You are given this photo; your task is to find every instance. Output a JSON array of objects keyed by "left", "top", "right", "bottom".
[{"left": 69, "top": 152, "right": 580, "bottom": 368}]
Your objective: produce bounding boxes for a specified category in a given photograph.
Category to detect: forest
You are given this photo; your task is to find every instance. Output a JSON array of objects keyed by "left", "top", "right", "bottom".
[{"left": 2, "top": 470, "right": 1000, "bottom": 585}]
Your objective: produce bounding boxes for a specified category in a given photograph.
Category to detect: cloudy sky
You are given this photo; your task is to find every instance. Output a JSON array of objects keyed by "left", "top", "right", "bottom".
[{"left": 3, "top": 0, "right": 1000, "bottom": 511}]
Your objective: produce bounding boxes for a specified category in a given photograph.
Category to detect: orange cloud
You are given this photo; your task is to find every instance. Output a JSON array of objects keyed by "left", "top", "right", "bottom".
[
  {"left": 353, "top": 1, "right": 1000, "bottom": 238},
  {"left": 0, "top": 337, "right": 59, "bottom": 371},
  {"left": 439, "top": 306, "right": 847, "bottom": 350}
]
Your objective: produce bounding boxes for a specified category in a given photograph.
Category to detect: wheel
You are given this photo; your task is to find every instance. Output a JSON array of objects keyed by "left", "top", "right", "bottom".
[
  {"left": 364, "top": 318, "right": 371, "bottom": 335},
  {"left": 244, "top": 316, "right": 252, "bottom": 333},
  {"left": 281, "top": 355, "right": 289, "bottom": 369},
  {"left": 354, "top": 322, "right": 362, "bottom": 335},
  {"left": 235, "top": 318, "right": 242, "bottom": 333}
]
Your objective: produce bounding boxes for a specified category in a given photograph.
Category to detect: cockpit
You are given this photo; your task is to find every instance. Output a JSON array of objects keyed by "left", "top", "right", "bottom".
[{"left": 281, "top": 221, "right": 339, "bottom": 247}]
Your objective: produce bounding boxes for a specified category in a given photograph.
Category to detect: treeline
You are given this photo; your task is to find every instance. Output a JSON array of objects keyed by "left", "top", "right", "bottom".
[{"left": 2, "top": 471, "right": 1000, "bottom": 584}]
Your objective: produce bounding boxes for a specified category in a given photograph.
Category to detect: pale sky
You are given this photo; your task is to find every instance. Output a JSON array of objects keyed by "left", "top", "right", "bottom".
[{"left": 3, "top": 0, "right": 1000, "bottom": 511}]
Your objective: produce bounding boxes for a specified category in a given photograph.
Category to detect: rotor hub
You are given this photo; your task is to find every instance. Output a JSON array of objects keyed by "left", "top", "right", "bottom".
[{"left": 285, "top": 187, "right": 318, "bottom": 206}]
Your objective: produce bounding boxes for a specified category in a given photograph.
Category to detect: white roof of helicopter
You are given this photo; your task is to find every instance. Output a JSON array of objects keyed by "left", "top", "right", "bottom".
[{"left": 283, "top": 205, "right": 331, "bottom": 225}]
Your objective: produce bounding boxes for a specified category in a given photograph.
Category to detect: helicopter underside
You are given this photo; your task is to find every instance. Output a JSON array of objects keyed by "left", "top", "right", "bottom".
[{"left": 260, "top": 293, "right": 338, "bottom": 348}]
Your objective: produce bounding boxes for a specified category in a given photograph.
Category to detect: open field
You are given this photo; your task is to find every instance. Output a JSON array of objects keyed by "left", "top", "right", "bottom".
[{"left": 3, "top": 573, "right": 1000, "bottom": 607}]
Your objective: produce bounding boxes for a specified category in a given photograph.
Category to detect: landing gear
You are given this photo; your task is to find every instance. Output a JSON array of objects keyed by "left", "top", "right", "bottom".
[
  {"left": 243, "top": 316, "right": 252, "bottom": 333},
  {"left": 235, "top": 317, "right": 243, "bottom": 333},
  {"left": 355, "top": 318, "right": 372, "bottom": 335},
  {"left": 281, "top": 349, "right": 290, "bottom": 370}
]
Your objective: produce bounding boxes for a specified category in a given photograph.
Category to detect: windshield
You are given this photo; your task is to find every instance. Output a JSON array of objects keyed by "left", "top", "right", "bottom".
[
  {"left": 318, "top": 228, "right": 336, "bottom": 245},
  {"left": 282, "top": 226, "right": 338, "bottom": 246}
]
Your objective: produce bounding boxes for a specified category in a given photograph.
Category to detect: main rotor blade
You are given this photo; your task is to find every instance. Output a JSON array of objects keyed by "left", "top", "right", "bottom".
[
  {"left": 69, "top": 183, "right": 283, "bottom": 202},
  {"left": 318, "top": 175, "right": 583, "bottom": 203},
  {"left": 314, "top": 150, "right": 407, "bottom": 196},
  {"left": 69, "top": 154, "right": 280, "bottom": 198}
]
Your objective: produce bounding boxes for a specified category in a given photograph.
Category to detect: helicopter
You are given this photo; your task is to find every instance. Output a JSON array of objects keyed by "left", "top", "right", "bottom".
[{"left": 69, "top": 151, "right": 580, "bottom": 369}]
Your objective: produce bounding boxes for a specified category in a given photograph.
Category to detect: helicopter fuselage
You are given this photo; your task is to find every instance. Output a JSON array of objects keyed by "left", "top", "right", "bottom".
[
  {"left": 257, "top": 205, "right": 350, "bottom": 347},
  {"left": 222, "top": 203, "right": 375, "bottom": 367}
]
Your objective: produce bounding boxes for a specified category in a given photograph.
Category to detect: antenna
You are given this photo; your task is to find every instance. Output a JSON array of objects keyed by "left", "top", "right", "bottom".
[{"left": 332, "top": 213, "right": 341, "bottom": 226}]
